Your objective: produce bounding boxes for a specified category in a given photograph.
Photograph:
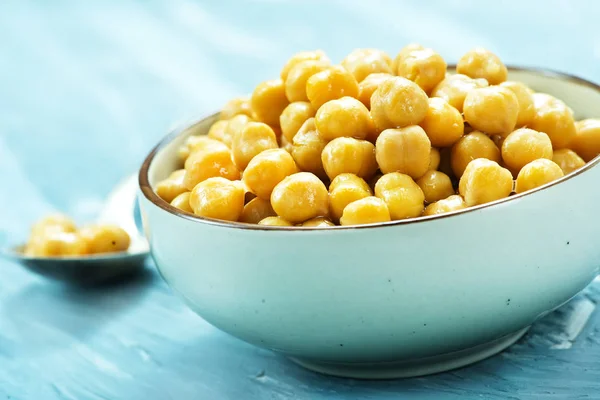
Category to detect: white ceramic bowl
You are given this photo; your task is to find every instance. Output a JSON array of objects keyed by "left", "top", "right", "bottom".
[{"left": 138, "top": 67, "right": 600, "bottom": 379}]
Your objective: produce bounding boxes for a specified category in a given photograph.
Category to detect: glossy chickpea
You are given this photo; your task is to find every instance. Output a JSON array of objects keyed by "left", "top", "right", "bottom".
[
  {"left": 170, "top": 192, "right": 193, "bottom": 213},
  {"left": 183, "top": 143, "right": 240, "bottom": 190},
  {"left": 291, "top": 118, "right": 328, "bottom": 179},
  {"left": 220, "top": 96, "right": 252, "bottom": 120},
  {"left": 231, "top": 122, "right": 278, "bottom": 170},
  {"left": 357, "top": 73, "right": 393, "bottom": 109},
  {"left": 207, "top": 120, "right": 232, "bottom": 146},
  {"left": 302, "top": 217, "right": 336, "bottom": 227},
  {"left": 280, "top": 50, "right": 330, "bottom": 81},
  {"left": 451, "top": 132, "right": 501, "bottom": 178},
  {"left": 243, "top": 148, "right": 297, "bottom": 199},
  {"left": 156, "top": 169, "right": 189, "bottom": 202},
  {"left": 429, "top": 148, "right": 441, "bottom": 171},
  {"left": 329, "top": 173, "right": 372, "bottom": 222},
  {"left": 456, "top": 47, "right": 507, "bottom": 85},
  {"left": 189, "top": 177, "right": 245, "bottom": 221},
  {"left": 395, "top": 47, "right": 447, "bottom": 93},
  {"left": 392, "top": 43, "right": 425, "bottom": 73},
  {"left": 375, "top": 126, "right": 431, "bottom": 179},
  {"left": 285, "top": 59, "right": 330, "bottom": 102},
  {"left": 306, "top": 66, "right": 359, "bottom": 109},
  {"left": 419, "top": 97, "right": 464, "bottom": 147},
  {"left": 315, "top": 97, "right": 375, "bottom": 142},
  {"left": 430, "top": 74, "right": 489, "bottom": 112},
  {"left": 552, "top": 149, "right": 585, "bottom": 175},
  {"left": 499, "top": 81, "right": 535, "bottom": 127},
  {"left": 280, "top": 101, "right": 316, "bottom": 142},
  {"left": 341, "top": 48, "right": 393, "bottom": 83},
  {"left": 370, "top": 77, "right": 429, "bottom": 131},
  {"left": 423, "top": 195, "right": 467, "bottom": 216},
  {"left": 570, "top": 119, "right": 600, "bottom": 161},
  {"left": 530, "top": 94, "right": 576, "bottom": 149},
  {"left": 463, "top": 86, "right": 519, "bottom": 136},
  {"left": 340, "top": 196, "right": 391, "bottom": 226},
  {"left": 270, "top": 172, "right": 329, "bottom": 223},
  {"left": 29, "top": 231, "right": 89, "bottom": 257},
  {"left": 501, "top": 128, "right": 553, "bottom": 173},
  {"left": 322, "top": 137, "right": 378, "bottom": 181},
  {"left": 515, "top": 159, "right": 564, "bottom": 193},
  {"left": 240, "top": 197, "right": 276, "bottom": 224},
  {"left": 458, "top": 159, "right": 513, "bottom": 206},
  {"left": 258, "top": 216, "right": 294, "bottom": 227},
  {"left": 251, "top": 79, "right": 289, "bottom": 127},
  {"left": 79, "top": 225, "right": 131, "bottom": 254},
  {"left": 374, "top": 172, "right": 424, "bottom": 220},
  {"left": 416, "top": 171, "right": 455, "bottom": 204}
]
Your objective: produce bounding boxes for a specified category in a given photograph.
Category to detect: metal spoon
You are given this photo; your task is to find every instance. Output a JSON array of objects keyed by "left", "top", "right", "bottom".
[{"left": 2, "top": 174, "right": 149, "bottom": 285}]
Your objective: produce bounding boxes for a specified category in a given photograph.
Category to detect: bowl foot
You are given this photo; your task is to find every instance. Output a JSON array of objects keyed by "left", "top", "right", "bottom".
[{"left": 288, "top": 327, "right": 529, "bottom": 379}]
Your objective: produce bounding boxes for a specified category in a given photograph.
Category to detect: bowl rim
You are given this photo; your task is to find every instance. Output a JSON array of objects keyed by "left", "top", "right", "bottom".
[{"left": 139, "top": 65, "right": 600, "bottom": 231}]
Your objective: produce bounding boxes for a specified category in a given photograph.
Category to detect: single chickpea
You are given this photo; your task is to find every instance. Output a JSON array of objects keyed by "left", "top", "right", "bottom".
[
  {"left": 280, "top": 50, "right": 330, "bottom": 81},
  {"left": 395, "top": 47, "right": 447, "bottom": 93},
  {"left": 430, "top": 74, "right": 489, "bottom": 112},
  {"left": 322, "top": 137, "right": 378, "bottom": 181},
  {"left": 28, "top": 231, "right": 89, "bottom": 257},
  {"left": 451, "top": 132, "right": 501, "bottom": 178},
  {"left": 220, "top": 96, "right": 253, "bottom": 120},
  {"left": 570, "top": 119, "right": 600, "bottom": 161},
  {"left": 302, "top": 217, "right": 336, "bottom": 227},
  {"left": 306, "top": 65, "right": 359, "bottom": 109},
  {"left": 329, "top": 173, "right": 372, "bottom": 222},
  {"left": 270, "top": 172, "right": 329, "bottom": 223},
  {"left": 374, "top": 172, "right": 424, "bottom": 220},
  {"left": 341, "top": 48, "right": 393, "bottom": 83},
  {"left": 156, "top": 169, "right": 189, "bottom": 203},
  {"left": 499, "top": 81, "right": 535, "bottom": 127},
  {"left": 280, "top": 101, "right": 316, "bottom": 143},
  {"left": 258, "top": 216, "right": 294, "bottom": 227},
  {"left": 183, "top": 143, "right": 240, "bottom": 190},
  {"left": 530, "top": 94, "right": 576, "bottom": 149},
  {"left": 207, "top": 120, "right": 232, "bottom": 146},
  {"left": 423, "top": 195, "right": 467, "bottom": 216},
  {"left": 291, "top": 118, "right": 328, "bottom": 179},
  {"left": 231, "top": 122, "right": 278, "bottom": 170},
  {"left": 458, "top": 159, "right": 513, "bottom": 206},
  {"left": 501, "top": 128, "right": 553, "bottom": 173},
  {"left": 515, "top": 159, "right": 564, "bottom": 193},
  {"left": 392, "top": 43, "right": 425, "bottom": 73},
  {"left": 552, "top": 149, "right": 585, "bottom": 175},
  {"left": 375, "top": 126, "right": 431, "bottom": 179},
  {"left": 79, "top": 225, "right": 131, "bottom": 254},
  {"left": 416, "top": 170, "right": 455, "bottom": 204},
  {"left": 419, "top": 97, "right": 464, "bottom": 147},
  {"left": 340, "top": 196, "right": 391, "bottom": 226},
  {"left": 315, "top": 97, "right": 375, "bottom": 142},
  {"left": 189, "top": 178, "right": 245, "bottom": 221},
  {"left": 456, "top": 47, "right": 507, "bottom": 85},
  {"left": 357, "top": 73, "right": 393, "bottom": 109},
  {"left": 243, "top": 148, "right": 297, "bottom": 200},
  {"left": 170, "top": 192, "right": 193, "bottom": 214},
  {"left": 370, "top": 76, "right": 429, "bottom": 131},
  {"left": 285, "top": 59, "right": 330, "bottom": 102},
  {"left": 463, "top": 86, "right": 519, "bottom": 136},
  {"left": 239, "top": 197, "right": 276, "bottom": 224},
  {"left": 250, "top": 79, "right": 289, "bottom": 127},
  {"left": 429, "top": 148, "right": 441, "bottom": 171}
]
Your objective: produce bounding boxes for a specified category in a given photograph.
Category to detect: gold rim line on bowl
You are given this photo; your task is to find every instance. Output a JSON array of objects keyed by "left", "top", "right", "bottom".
[{"left": 139, "top": 65, "right": 600, "bottom": 231}]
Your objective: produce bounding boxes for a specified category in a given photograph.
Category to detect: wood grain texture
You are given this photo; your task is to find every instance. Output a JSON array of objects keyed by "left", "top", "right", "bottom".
[{"left": 1, "top": 1, "right": 600, "bottom": 399}]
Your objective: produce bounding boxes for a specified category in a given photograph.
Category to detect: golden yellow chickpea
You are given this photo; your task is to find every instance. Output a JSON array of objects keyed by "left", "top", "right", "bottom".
[
  {"left": 315, "top": 97, "right": 375, "bottom": 142},
  {"left": 183, "top": 143, "right": 240, "bottom": 190},
  {"left": 322, "top": 137, "right": 378, "bottom": 181},
  {"left": 499, "top": 81, "right": 535, "bottom": 127},
  {"left": 220, "top": 96, "right": 253, "bottom": 120},
  {"left": 280, "top": 50, "right": 330, "bottom": 81},
  {"left": 552, "top": 149, "right": 585, "bottom": 175},
  {"left": 306, "top": 65, "right": 359, "bottom": 109},
  {"left": 515, "top": 159, "right": 564, "bottom": 193},
  {"left": 258, "top": 216, "right": 294, "bottom": 227},
  {"left": 180, "top": 135, "right": 229, "bottom": 163},
  {"left": 28, "top": 231, "right": 89, "bottom": 257},
  {"left": 395, "top": 47, "right": 447, "bottom": 93},
  {"left": 170, "top": 192, "right": 193, "bottom": 213},
  {"left": 341, "top": 48, "right": 393, "bottom": 83},
  {"left": 375, "top": 126, "right": 431, "bottom": 179},
  {"left": 416, "top": 170, "right": 455, "bottom": 204},
  {"left": 189, "top": 178, "right": 245, "bottom": 221},
  {"left": 79, "top": 225, "right": 131, "bottom": 254},
  {"left": 243, "top": 148, "right": 298, "bottom": 200},
  {"left": 570, "top": 119, "right": 600, "bottom": 161},
  {"left": 270, "top": 172, "right": 329, "bottom": 223},
  {"left": 458, "top": 159, "right": 513, "bottom": 206},
  {"left": 501, "top": 128, "right": 553, "bottom": 173},
  {"left": 451, "top": 132, "right": 501, "bottom": 178},
  {"left": 374, "top": 172, "right": 424, "bottom": 220},
  {"left": 250, "top": 79, "right": 289, "bottom": 127},
  {"left": 231, "top": 122, "right": 278, "bottom": 170},
  {"left": 392, "top": 43, "right": 425, "bottom": 73},
  {"left": 301, "top": 217, "right": 336, "bottom": 227},
  {"left": 456, "top": 47, "right": 507, "bottom": 85},
  {"left": 280, "top": 101, "right": 316, "bottom": 143},
  {"left": 430, "top": 74, "right": 489, "bottom": 112},
  {"left": 423, "top": 195, "right": 467, "bottom": 216},
  {"left": 207, "top": 120, "right": 232, "bottom": 146},
  {"left": 156, "top": 169, "right": 189, "bottom": 203},
  {"left": 291, "top": 118, "right": 328, "bottom": 179},
  {"left": 285, "top": 59, "right": 330, "bottom": 102},
  {"left": 429, "top": 148, "right": 441, "bottom": 171},
  {"left": 329, "top": 173, "right": 372, "bottom": 222},
  {"left": 419, "top": 97, "right": 464, "bottom": 147},
  {"left": 340, "top": 196, "right": 391, "bottom": 226},
  {"left": 463, "top": 86, "right": 519, "bottom": 136},
  {"left": 370, "top": 76, "right": 429, "bottom": 131},
  {"left": 239, "top": 197, "right": 276, "bottom": 224},
  {"left": 357, "top": 73, "right": 393, "bottom": 109},
  {"left": 530, "top": 94, "right": 576, "bottom": 149}
]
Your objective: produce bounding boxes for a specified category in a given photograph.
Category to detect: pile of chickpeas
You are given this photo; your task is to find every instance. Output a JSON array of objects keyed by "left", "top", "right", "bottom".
[
  {"left": 25, "top": 214, "right": 131, "bottom": 257},
  {"left": 155, "top": 45, "right": 600, "bottom": 227}
]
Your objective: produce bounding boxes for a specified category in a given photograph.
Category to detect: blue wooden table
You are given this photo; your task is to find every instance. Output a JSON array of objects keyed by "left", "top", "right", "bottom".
[{"left": 2, "top": 1, "right": 600, "bottom": 398}]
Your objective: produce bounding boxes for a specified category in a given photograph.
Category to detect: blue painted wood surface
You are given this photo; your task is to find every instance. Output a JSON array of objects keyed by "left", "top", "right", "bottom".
[{"left": 1, "top": 1, "right": 600, "bottom": 398}]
